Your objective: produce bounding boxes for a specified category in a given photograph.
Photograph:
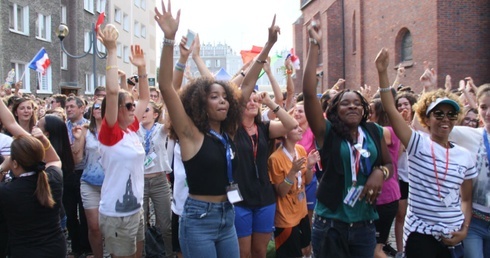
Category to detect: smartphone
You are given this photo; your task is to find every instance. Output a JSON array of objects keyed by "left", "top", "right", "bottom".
[{"left": 184, "top": 29, "right": 196, "bottom": 50}]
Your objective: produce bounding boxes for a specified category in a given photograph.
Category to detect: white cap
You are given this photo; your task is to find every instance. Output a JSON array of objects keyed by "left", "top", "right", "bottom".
[{"left": 426, "top": 97, "right": 460, "bottom": 115}]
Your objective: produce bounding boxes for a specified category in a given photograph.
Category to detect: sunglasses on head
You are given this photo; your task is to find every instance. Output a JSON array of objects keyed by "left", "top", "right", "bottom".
[
  {"left": 93, "top": 103, "right": 101, "bottom": 110},
  {"left": 431, "top": 110, "right": 458, "bottom": 121},
  {"left": 124, "top": 102, "right": 136, "bottom": 111}
]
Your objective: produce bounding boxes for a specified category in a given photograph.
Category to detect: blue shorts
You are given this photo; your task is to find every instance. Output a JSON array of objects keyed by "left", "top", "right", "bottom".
[
  {"left": 305, "top": 174, "right": 318, "bottom": 210},
  {"left": 234, "top": 203, "right": 276, "bottom": 238}
]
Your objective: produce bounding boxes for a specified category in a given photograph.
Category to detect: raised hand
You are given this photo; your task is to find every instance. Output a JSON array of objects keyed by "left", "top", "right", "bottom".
[
  {"left": 263, "top": 57, "right": 272, "bottom": 73},
  {"left": 129, "top": 45, "right": 146, "bottom": 67},
  {"left": 191, "top": 34, "right": 201, "bottom": 59},
  {"left": 268, "top": 15, "right": 281, "bottom": 45},
  {"left": 178, "top": 36, "right": 192, "bottom": 58},
  {"left": 420, "top": 61, "right": 437, "bottom": 89},
  {"left": 307, "top": 150, "right": 320, "bottom": 168},
  {"left": 97, "top": 24, "right": 118, "bottom": 50},
  {"left": 154, "top": 0, "right": 180, "bottom": 39},
  {"left": 307, "top": 19, "right": 322, "bottom": 43},
  {"left": 257, "top": 91, "right": 272, "bottom": 106},
  {"left": 445, "top": 75, "right": 452, "bottom": 92},
  {"left": 375, "top": 48, "right": 389, "bottom": 73}
]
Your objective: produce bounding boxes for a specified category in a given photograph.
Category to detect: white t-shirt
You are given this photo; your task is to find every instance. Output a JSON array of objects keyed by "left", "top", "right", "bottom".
[
  {"left": 170, "top": 143, "right": 189, "bottom": 215},
  {"left": 0, "top": 134, "right": 13, "bottom": 156},
  {"left": 98, "top": 118, "right": 145, "bottom": 217},
  {"left": 137, "top": 123, "right": 172, "bottom": 174},
  {"left": 404, "top": 130, "right": 477, "bottom": 242},
  {"left": 450, "top": 126, "right": 490, "bottom": 213}
]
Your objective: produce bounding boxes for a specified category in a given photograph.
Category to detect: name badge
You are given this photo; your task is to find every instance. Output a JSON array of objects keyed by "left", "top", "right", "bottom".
[
  {"left": 226, "top": 183, "right": 243, "bottom": 204},
  {"left": 144, "top": 152, "right": 157, "bottom": 169},
  {"left": 343, "top": 186, "right": 364, "bottom": 207}
]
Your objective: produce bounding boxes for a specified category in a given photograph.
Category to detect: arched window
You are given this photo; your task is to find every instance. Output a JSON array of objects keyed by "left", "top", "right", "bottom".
[{"left": 401, "top": 31, "right": 412, "bottom": 61}]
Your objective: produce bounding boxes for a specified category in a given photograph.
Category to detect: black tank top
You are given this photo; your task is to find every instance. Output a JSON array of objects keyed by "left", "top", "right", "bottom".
[{"left": 183, "top": 133, "right": 237, "bottom": 196}]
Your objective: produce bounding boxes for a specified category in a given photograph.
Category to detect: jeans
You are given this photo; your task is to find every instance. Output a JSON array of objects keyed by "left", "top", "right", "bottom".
[
  {"left": 311, "top": 215, "right": 376, "bottom": 258},
  {"left": 179, "top": 197, "right": 239, "bottom": 258},
  {"left": 143, "top": 173, "right": 173, "bottom": 258},
  {"left": 463, "top": 216, "right": 490, "bottom": 258}
]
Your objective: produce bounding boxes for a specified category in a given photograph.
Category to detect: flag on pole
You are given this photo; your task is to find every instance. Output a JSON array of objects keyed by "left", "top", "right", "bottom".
[
  {"left": 28, "top": 48, "right": 51, "bottom": 75},
  {"left": 95, "top": 0, "right": 106, "bottom": 32}
]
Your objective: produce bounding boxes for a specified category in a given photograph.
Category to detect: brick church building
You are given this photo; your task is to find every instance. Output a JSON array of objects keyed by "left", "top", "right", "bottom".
[{"left": 293, "top": 0, "right": 490, "bottom": 94}]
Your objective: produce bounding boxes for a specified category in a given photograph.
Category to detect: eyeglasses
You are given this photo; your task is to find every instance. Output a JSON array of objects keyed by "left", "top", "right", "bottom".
[
  {"left": 463, "top": 117, "right": 479, "bottom": 124},
  {"left": 124, "top": 102, "right": 136, "bottom": 111},
  {"left": 93, "top": 103, "right": 101, "bottom": 110},
  {"left": 431, "top": 110, "right": 459, "bottom": 121},
  {"left": 145, "top": 107, "right": 150, "bottom": 112}
]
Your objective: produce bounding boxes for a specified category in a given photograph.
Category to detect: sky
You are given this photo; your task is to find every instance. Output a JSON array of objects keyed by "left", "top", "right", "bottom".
[{"left": 155, "top": 0, "right": 303, "bottom": 54}]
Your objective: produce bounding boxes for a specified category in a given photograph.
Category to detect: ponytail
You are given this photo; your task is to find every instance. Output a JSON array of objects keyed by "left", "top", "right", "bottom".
[{"left": 35, "top": 170, "right": 55, "bottom": 208}]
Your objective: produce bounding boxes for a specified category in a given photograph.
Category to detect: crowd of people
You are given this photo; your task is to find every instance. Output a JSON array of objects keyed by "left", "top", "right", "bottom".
[{"left": 0, "top": 2, "right": 488, "bottom": 258}]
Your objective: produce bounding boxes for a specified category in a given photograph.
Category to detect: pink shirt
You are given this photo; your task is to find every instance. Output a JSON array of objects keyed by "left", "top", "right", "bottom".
[
  {"left": 377, "top": 126, "right": 401, "bottom": 205},
  {"left": 298, "top": 127, "right": 316, "bottom": 154}
]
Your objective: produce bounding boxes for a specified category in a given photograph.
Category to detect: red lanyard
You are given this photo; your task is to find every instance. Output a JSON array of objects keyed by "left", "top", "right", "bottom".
[
  {"left": 247, "top": 124, "right": 258, "bottom": 161},
  {"left": 430, "top": 141, "right": 449, "bottom": 199}
]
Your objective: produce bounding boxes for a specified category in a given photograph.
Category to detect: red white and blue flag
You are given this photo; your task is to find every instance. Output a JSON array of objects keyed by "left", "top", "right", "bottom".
[{"left": 28, "top": 48, "right": 51, "bottom": 75}]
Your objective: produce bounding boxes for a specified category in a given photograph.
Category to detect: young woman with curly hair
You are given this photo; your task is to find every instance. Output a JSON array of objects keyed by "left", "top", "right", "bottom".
[
  {"left": 156, "top": 2, "right": 243, "bottom": 257},
  {"left": 304, "top": 20, "right": 393, "bottom": 258},
  {"left": 376, "top": 48, "right": 476, "bottom": 258}
]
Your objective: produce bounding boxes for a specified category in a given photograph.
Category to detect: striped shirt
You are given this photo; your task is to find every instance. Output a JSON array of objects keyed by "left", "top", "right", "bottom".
[{"left": 404, "top": 131, "right": 477, "bottom": 242}]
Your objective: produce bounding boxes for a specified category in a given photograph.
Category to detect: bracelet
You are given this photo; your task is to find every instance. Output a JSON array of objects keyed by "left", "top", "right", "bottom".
[
  {"left": 43, "top": 141, "right": 52, "bottom": 151},
  {"left": 175, "top": 62, "right": 186, "bottom": 69},
  {"left": 284, "top": 177, "right": 294, "bottom": 185},
  {"left": 309, "top": 38, "right": 319, "bottom": 46},
  {"left": 379, "top": 87, "right": 392, "bottom": 93},
  {"left": 106, "top": 65, "right": 118, "bottom": 71},
  {"left": 256, "top": 59, "right": 267, "bottom": 64},
  {"left": 163, "top": 38, "right": 175, "bottom": 46},
  {"left": 240, "top": 71, "right": 246, "bottom": 77},
  {"left": 378, "top": 165, "right": 389, "bottom": 180},
  {"left": 272, "top": 105, "right": 281, "bottom": 113},
  {"left": 175, "top": 66, "right": 184, "bottom": 72},
  {"left": 286, "top": 69, "right": 293, "bottom": 75},
  {"left": 138, "top": 74, "right": 148, "bottom": 79}
]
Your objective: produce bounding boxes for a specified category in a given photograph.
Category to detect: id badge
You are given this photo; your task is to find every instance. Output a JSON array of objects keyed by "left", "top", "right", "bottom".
[
  {"left": 226, "top": 184, "right": 243, "bottom": 204},
  {"left": 298, "top": 191, "right": 305, "bottom": 202},
  {"left": 343, "top": 186, "right": 364, "bottom": 207},
  {"left": 144, "top": 152, "right": 157, "bottom": 169}
]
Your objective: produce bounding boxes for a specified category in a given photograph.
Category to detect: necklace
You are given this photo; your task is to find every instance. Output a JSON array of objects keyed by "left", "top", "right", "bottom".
[{"left": 243, "top": 121, "right": 256, "bottom": 133}]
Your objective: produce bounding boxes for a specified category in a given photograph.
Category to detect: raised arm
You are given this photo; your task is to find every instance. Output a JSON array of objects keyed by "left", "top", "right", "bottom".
[
  {"left": 173, "top": 35, "right": 193, "bottom": 90},
  {"left": 375, "top": 48, "right": 412, "bottom": 147},
  {"left": 0, "top": 93, "right": 29, "bottom": 136},
  {"left": 97, "top": 24, "right": 119, "bottom": 127},
  {"left": 263, "top": 57, "right": 282, "bottom": 106},
  {"left": 118, "top": 69, "right": 128, "bottom": 91},
  {"left": 420, "top": 61, "right": 437, "bottom": 95},
  {"left": 230, "top": 60, "right": 253, "bottom": 87},
  {"left": 191, "top": 34, "right": 214, "bottom": 79},
  {"left": 155, "top": 0, "right": 201, "bottom": 157},
  {"left": 240, "top": 15, "right": 280, "bottom": 102},
  {"left": 392, "top": 66, "right": 405, "bottom": 89},
  {"left": 303, "top": 20, "right": 326, "bottom": 147},
  {"left": 32, "top": 127, "right": 62, "bottom": 169},
  {"left": 130, "top": 45, "right": 149, "bottom": 121},
  {"left": 258, "top": 92, "right": 298, "bottom": 138}
]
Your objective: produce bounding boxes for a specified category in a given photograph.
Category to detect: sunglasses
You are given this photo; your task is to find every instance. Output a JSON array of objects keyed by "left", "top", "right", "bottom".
[
  {"left": 124, "top": 102, "right": 136, "bottom": 111},
  {"left": 431, "top": 110, "right": 458, "bottom": 121},
  {"left": 93, "top": 103, "right": 101, "bottom": 110}
]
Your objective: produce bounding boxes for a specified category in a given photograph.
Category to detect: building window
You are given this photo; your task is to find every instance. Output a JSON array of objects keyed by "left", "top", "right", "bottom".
[
  {"left": 97, "top": 40, "right": 106, "bottom": 54},
  {"left": 123, "top": 46, "right": 130, "bottom": 63},
  {"left": 134, "top": 21, "right": 140, "bottom": 37},
  {"left": 117, "top": 42, "right": 122, "bottom": 57},
  {"left": 61, "top": 51, "right": 68, "bottom": 70},
  {"left": 134, "top": 0, "right": 140, "bottom": 8},
  {"left": 98, "top": 75, "right": 106, "bottom": 87},
  {"left": 84, "top": 31, "right": 93, "bottom": 53},
  {"left": 61, "top": 5, "right": 67, "bottom": 24},
  {"left": 84, "top": 0, "right": 94, "bottom": 13},
  {"left": 401, "top": 31, "right": 413, "bottom": 62},
  {"left": 141, "top": 0, "right": 146, "bottom": 10},
  {"left": 205, "top": 60, "right": 211, "bottom": 67},
  {"left": 85, "top": 73, "right": 95, "bottom": 93},
  {"left": 9, "top": 3, "right": 29, "bottom": 35},
  {"left": 96, "top": 0, "right": 106, "bottom": 13},
  {"left": 37, "top": 66, "right": 52, "bottom": 93},
  {"left": 36, "top": 14, "right": 51, "bottom": 41},
  {"left": 141, "top": 25, "right": 146, "bottom": 38},
  {"left": 216, "top": 60, "right": 220, "bottom": 67},
  {"left": 123, "top": 14, "right": 130, "bottom": 31},
  {"left": 11, "top": 62, "right": 30, "bottom": 92},
  {"left": 352, "top": 12, "right": 356, "bottom": 54},
  {"left": 114, "top": 7, "right": 122, "bottom": 23}
]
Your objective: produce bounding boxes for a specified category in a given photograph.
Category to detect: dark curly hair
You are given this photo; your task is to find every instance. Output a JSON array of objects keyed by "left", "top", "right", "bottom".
[
  {"left": 172, "top": 77, "right": 242, "bottom": 138},
  {"left": 395, "top": 92, "right": 417, "bottom": 119},
  {"left": 326, "top": 89, "right": 370, "bottom": 143}
]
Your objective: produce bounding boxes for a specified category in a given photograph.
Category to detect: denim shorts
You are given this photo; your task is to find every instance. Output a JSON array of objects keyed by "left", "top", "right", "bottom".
[
  {"left": 234, "top": 203, "right": 276, "bottom": 237},
  {"left": 311, "top": 214, "right": 376, "bottom": 258},
  {"left": 179, "top": 197, "right": 239, "bottom": 258}
]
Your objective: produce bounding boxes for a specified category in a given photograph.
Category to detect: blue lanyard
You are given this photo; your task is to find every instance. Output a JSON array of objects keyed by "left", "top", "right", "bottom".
[
  {"left": 144, "top": 124, "right": 157, "bottom": 155},
  {"left": 483, "top": 130, "right": 490, "bottom": 165},
  {"left": 209, "top": 130, "right": 233, "bottom": 184}
]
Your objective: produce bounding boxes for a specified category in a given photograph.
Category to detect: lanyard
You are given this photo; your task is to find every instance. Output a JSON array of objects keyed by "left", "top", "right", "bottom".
[
  {"left": 483, "top": 129, "right": 490, "bottom": 166},
  {"left": 348, "top": 127, "right": 365, "bottom": 184},
  {"left": 144, "top": 123, "right": 157, "bottom": 155},
  {"left": 282, "top": 145, "right": 302, "bottom": 189},
  {"left": 430, "top": 140, "right": 449, "bottom": 199},
  {"left": 245, "top": 124, "right": 259, "bottom": 178},
  {"left": 209, "top": 130, "right": 233, "bottom": 184}
]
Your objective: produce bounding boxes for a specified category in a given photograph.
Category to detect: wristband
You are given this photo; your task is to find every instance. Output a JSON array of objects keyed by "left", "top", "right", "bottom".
[
  {"left": 286, "top": 69, "right": 293, "bottom": 75},
  {"left": 138, "top": 74, "right": 148, "bottom": 79},
  {"left": 284, "top": 177, "right": 294, "bottom": 185},
  {"left": 272, "top": 105, "right": 281, "bottom": 113},
  {"left": 163, "top": 38, "right": 175, "bottom": 46},
  {"left": 106, "top": 65, "right": 118, "bottom": 71},
  {"left": 43, "top": 141, "right": 52, "bottom": 151},
  {"left": 309, "top": 38, "right": 319, "bottom": 46},
  {"left": 256, "top": 59, "right": 267, "bottom": 64},
  {"left": 379, "top": 87, "right": 392, "bottom": 93}
]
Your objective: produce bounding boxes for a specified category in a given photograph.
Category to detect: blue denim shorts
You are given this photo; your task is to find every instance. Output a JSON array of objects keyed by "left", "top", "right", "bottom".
[{"left": 234, "top": 203, "right": 276, "bottom": 237}]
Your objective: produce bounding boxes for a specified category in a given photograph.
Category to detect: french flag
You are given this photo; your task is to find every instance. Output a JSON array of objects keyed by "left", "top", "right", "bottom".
[{"left": 28, "top": 48, "right": 51, "bottom": 75}]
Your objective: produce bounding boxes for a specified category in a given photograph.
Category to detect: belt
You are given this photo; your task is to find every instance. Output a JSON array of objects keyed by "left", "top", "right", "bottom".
[
  {"left": 473, "top": 209, "right": 490, "bottom": 222},
  {"left": 315, "top": 215, "right": 373, "bottom": 228}
]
